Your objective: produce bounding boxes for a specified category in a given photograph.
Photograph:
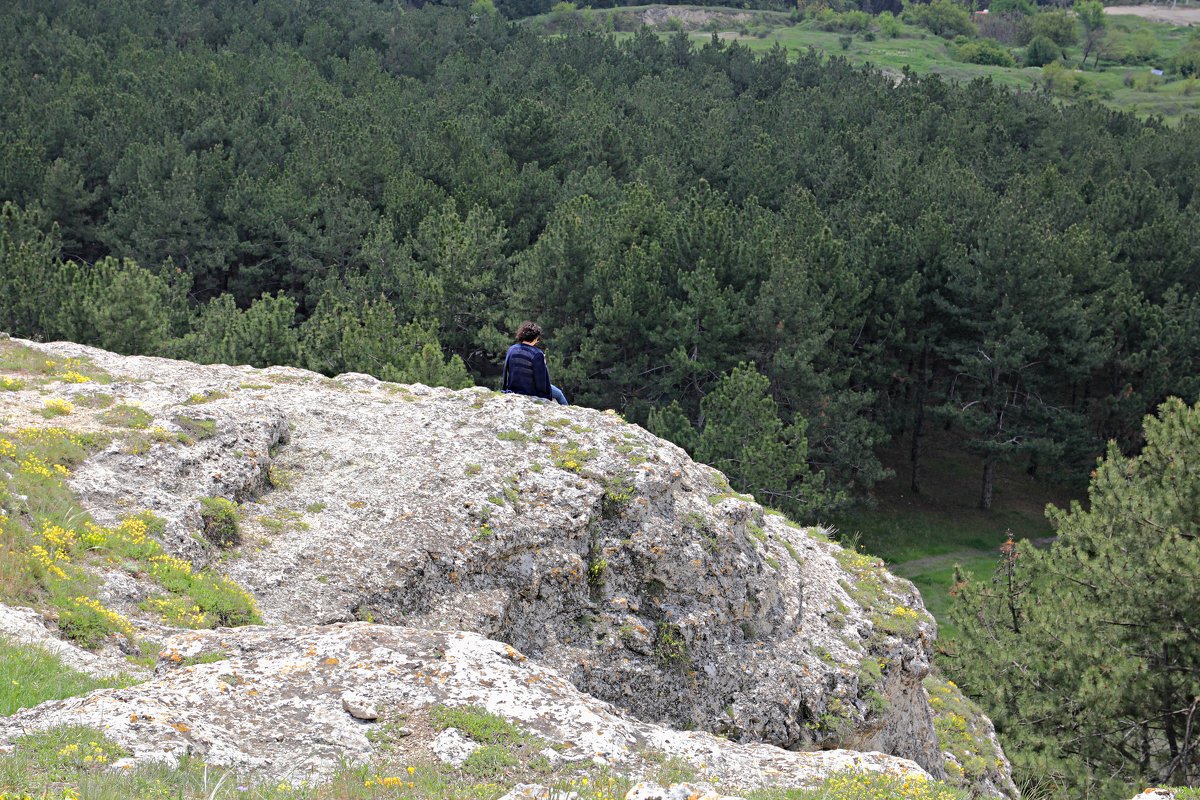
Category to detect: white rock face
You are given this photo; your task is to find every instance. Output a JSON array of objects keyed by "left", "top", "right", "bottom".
[
  {"left": 0, "top": 622, "right": 931, "bottom": 789},
  {"left": 0, "top": 339, "right": 1017, "bottom": 796},
  {"left": 497, "top": 784, "right": 578, "bottom": 800},
  {"left": 625, "top": 783, "right": 744, "bottom": 800},
  {"left": 431, "top": 728, "right": 479, "bottom": 767}
]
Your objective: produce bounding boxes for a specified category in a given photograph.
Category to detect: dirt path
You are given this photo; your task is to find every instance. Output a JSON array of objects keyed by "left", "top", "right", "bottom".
[
  {"left": 1106, "top": 4, "right": 1200, "bottom": 24},
  {"left": 891, "top": 536, "right": 1056, "bottom": 579},
  {"left": 890, "top": 549, "right": 996, "bottom": 579}
]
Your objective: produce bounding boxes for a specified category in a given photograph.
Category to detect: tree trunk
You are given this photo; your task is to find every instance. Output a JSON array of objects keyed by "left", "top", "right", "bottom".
[
  {"left": 979, "top": 458, "right": 995, "bottom": 510},
  {"left": 910, "top": 402, "right": 925, "bottom": 494},
  {"left": 1161, "top": 642, "right": 1182, "bottom": 783},
  {"left": 910, "top": 347, "right": 930, "bottom": 494}
]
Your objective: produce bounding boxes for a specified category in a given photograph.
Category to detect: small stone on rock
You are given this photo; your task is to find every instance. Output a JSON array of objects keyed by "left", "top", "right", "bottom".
[
  {"left": 537, "top": 747, "right": 564, "bottom": 767},
  {"left": 431, "top": 727, "right": 479, "bottom": 767},
  {"left": 340, "top": 692, "right": 378, "bottom": 721},
  {"left": 497, "top": 784, "right": 579, "bottom": 800}
]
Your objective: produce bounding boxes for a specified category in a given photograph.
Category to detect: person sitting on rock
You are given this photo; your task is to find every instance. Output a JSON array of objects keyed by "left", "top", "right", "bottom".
[{"left": 501, "top": 321, "right": 568, "bottom": 405}]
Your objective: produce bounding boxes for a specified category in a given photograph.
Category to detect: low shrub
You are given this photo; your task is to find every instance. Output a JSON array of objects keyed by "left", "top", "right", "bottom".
[
  {"left": 199, "top": 497, "right": 239, "bottom": 548},
  {"left": 878, "top": 11, "right": 902, "bottom": 37},
  {"left": 1028, "top": 9, "right": 1077, "bottom": 48},
  {"left": 957, "top": 37, "right": 1016, "bottom": 66},
  {"left": 1024, "top": 34, "right": 1061, "bottom": 67},
  {"left": 815, "top": 9, "right": 872, "bottom": 32}
]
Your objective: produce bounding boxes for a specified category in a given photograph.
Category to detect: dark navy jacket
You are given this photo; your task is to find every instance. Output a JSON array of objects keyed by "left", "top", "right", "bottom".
[{"left": 502, "top": 342, "right": 552, "bottom": 400}]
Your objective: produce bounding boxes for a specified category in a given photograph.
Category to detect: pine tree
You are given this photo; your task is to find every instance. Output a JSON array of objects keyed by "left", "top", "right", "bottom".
[
  {"left": 177, "top": 292, "right": 301, "bottom": 368},
  {"left": 646, "top": 399, "right": 698, "bottom": 454},
  {"left": 300, "top": 296, "right": 472, "bottom": 389},
  {"left": 694, "top": 363, "right": 829, "bottom": 514},
  {"left": 949, "top": 397, "right": 1200, "bottom": 797},
  {"left": 0, "top": 203, "right": 62, "bottom": 338}
]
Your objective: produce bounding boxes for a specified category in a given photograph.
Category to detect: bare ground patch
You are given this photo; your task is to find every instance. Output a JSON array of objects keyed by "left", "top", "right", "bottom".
[{"left": 1106, "top": 4, "right": 1200, "bottom": 25}]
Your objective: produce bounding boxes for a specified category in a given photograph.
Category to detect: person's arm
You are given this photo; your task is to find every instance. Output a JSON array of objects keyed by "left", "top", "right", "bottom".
[
  {"left": 533, "top": 350, "right": 552, "bottom": 399},
  {"left": 501, "top": 346, "right": 512, "bottom": 391}
]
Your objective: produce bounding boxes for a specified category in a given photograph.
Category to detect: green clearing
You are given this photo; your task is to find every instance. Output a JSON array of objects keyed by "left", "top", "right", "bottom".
[
  {"left": 829, "top": 431, "right": 1082, "bottom": 640},
  {"left": 894, "top": 555, "right": 997, "bottom": 640},
  {"left": 556, "top": 4, "right": 1200, "bottom": 122}
]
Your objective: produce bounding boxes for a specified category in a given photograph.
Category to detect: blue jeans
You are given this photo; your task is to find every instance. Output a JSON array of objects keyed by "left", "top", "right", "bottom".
[{"left": 551, "top": 385, "right": 568, "bottom": 405}]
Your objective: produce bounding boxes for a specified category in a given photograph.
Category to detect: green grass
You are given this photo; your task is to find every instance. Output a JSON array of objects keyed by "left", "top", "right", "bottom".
[
  {"left": 831, "top": 506, "right": 1041, "bottom": 564},
  {"left": 98, "top": 404, "right": 154, "bottom": 430},
  {"left": 923, "top": 675, "right": 1007, "bottom": 789},
  {"left": 895, "top": 555, "right": 999, "bottom": 641},
  {"left": 1, "top": 425, "right": 260, "bottom": 643},
  {"left": 0, "top": 640, "right": 134, "bottom": 716},
  {"left": 429, "top": 705, "right": 534, "bottom": 746},
  {"left": 199, "top": 497, "right": 241, "bottom": 548},
  {"left": 827, "top": 431, "right": 1080, "bottom": 642},
  {"left": 184, "top": 390, "right": 229, "bottom": 405},
  {"left": 172, "top": 415, "right": 216, "bottom": 441},
  {"left": 0, "top": 342, "right": 111, "bottom": 386}
]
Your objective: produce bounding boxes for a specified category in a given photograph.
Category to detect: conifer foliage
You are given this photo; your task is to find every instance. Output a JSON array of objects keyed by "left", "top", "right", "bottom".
[
  {"left": 2, "top": 0, "right": 1200, "bottom": 520},
  {"left": 949, "top": 398, "right": 1200, "bottom": 797}
]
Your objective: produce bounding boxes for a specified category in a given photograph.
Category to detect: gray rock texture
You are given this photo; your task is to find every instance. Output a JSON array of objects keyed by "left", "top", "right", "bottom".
[
  {"left": 625, "top": 784, "right": 744, "bottom": 800},
  {"left": 0, "top": 338, "right": 1017, "bottom": 796},
  {"left": 0, "top": 622, "right": 931, "bottom": 789}
]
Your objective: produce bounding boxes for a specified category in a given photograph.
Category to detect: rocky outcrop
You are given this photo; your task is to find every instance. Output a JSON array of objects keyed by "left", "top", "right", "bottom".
[
  {"left": 0, "top": 337, "right": 1017, "bottom": 796},
  {"left": 0, "top": 620, "right": 931, "bottom": 788}
]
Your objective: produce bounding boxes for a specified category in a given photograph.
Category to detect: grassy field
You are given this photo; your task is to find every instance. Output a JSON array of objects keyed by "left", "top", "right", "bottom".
[
  {"left": 827, "top": 431, "right": 1083, "bottom": 641},
  {"left": 544, "top": 4, "right": 1200, "bottom": 122}
]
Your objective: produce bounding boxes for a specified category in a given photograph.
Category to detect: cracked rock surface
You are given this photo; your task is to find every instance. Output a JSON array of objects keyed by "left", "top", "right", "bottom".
[
  {"left": 0, "top": 339, "right": 1016, "bottom": 796},
  {"left": 0, "top": 622, "right": 931, "bottom": 789}
]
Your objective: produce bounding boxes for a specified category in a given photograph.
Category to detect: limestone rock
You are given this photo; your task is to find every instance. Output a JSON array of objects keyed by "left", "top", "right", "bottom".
[
  {"left": 0, "top": 339, "right": 1017, "bottom": 796},
  {"left": 341, "top": 691, "right": 379, "bottom": 721},
  {"left": 497, "top": 785, "right": 577, "bottom": 800},
  {"left": 431, "top": 728, "right": 478, "bottom": 767},
  {"left": 0, "top": 622, "right": 932, "bottom": 789},
  {"left": 625, "top": 783, "right": 744, "bottom": 800}
]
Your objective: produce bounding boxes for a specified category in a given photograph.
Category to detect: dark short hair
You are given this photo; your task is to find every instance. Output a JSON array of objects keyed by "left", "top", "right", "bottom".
[{"left": 515, "top": 321, "right": 542, "bottom": 343}]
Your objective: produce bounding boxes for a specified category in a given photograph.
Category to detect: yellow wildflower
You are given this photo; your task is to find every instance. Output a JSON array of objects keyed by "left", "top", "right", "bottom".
[
  {"left": 19, "top": 454, "right": 54, "bottom": 479},
  {"left": 118, "top": 516, "right": 148, "bottom": 544},
  {"left": 43, "top": 398, "right": 75, "bottom": 416}
]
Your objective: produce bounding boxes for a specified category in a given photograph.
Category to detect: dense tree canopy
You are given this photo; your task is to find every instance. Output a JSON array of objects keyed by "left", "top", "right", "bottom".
[{"left": 2, "top": 0, "right": 1200, "bottom": 521}]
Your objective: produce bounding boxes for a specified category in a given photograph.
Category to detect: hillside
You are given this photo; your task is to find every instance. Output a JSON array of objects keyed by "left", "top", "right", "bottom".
[
  {"left": 0, "top": 336, "right": 1013, "bottom": 798},
  {"left": 533, "top": 3, "right": 1200, "bottom": 122}
]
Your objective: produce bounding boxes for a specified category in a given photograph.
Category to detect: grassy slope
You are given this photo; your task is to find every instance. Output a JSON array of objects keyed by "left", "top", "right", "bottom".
[
  {"left": 576, "top": 5, "right": 1200, "bottom": 122},
  {"left": 0, "top": 639, "right": 132, "bottom": 716}
]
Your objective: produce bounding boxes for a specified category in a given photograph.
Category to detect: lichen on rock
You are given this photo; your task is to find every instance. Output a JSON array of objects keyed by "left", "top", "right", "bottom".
[{"left": 0, "top": 338, "right": 1017, "bottom": 797}]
